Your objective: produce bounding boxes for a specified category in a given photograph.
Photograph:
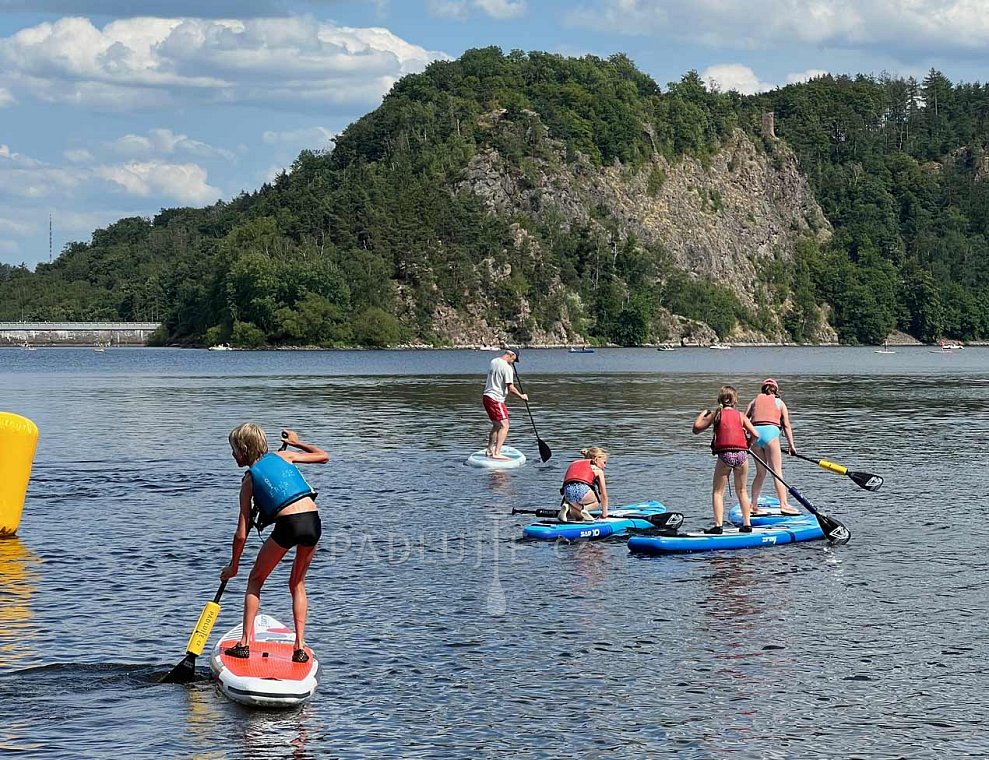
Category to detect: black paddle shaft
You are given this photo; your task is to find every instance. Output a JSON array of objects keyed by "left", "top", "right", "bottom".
[
  {"left": 511, "top": 507, "right": 682, "bottom": 530},
  {"left": 213, "top": 580, "right": 228, "bottom": 605},
  {"left": 748, "top": 448, "right": 851, "bottom": 545},
  {"left": 511, "top": 368, "right": 552, "bottom": 462}
]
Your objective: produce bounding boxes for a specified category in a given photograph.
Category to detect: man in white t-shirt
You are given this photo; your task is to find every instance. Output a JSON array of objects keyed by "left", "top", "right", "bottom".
[{"left": 482, "top": 348, "right": 528, "bottom": 459}]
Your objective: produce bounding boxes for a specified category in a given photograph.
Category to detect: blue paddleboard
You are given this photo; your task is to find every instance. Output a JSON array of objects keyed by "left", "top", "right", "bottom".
[
  {"left": 628, "top": 518, "right": 824, "bottom": 555},
  {"left": 728, "top": 496, "right": 809, "bottom": 527},
  {"left": 522, "top": 500, "right": 669, "bottom": 541}
]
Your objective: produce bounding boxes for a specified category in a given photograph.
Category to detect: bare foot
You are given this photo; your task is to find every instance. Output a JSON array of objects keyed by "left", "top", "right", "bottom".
[
  {"left": 490, "top": 454, "right": 510, "bottom": 460},
  {"left": 780, "top": 507, "right": 801, "bottom": 516}
]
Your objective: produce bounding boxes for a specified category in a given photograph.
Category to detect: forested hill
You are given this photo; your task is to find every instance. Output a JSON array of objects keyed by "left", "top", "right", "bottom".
[{"left": 1, "top": 49, "right": 987, "bottom": 347}]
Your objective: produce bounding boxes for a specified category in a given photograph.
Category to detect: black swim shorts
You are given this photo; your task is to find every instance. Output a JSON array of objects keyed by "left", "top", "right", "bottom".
[{"left": 271, "top": 511, "right": 322, "bottom": 549}]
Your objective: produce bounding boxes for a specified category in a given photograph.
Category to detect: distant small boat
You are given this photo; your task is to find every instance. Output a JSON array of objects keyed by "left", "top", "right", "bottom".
[
  {"left": 21, "top": 341, "right": 36, "bottom": 351},
  {"left": 568, "top": 346, "right": 595, "bottom": 354},
  {"left": 478, "top": 345, "right": 501, "bottom": 351},
  {"left": 656, "top": 344, "right": 675, "bottom": 352},
  {"left": 875, "top": 340, "right": 895, "bottom": 354},
  {"left": 937, "top": 340, "right": 964, "bottom": 350},
  {"left": 709, "top": 344, "right": 732, "bottom": 350},
  {"left": 94, "top": 345, "right": 106, "bottom": 353},
  {"left": 208, "top": 343, "right": 234, "bottom": 351}
]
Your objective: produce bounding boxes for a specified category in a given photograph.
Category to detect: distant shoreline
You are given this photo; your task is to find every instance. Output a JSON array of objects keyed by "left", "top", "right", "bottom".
[{"left": 6, "top": 340, "right": 974, "bottom": 350}]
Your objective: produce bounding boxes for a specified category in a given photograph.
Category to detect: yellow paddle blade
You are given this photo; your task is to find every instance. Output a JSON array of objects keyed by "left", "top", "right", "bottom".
[
  {"left": 817, "top": 459, "right": 848, "bottom": 476},
  {"left": 185, "top": 600, "right": 222, "bottom": 656}
]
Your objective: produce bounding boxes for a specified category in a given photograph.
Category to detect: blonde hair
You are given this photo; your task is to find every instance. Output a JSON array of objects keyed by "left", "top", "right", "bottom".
[
  {"left": 229, "top": 423, "right": 269, "bottom": 464},
  {"left": 580, "top": 446, "right": 608, "bottom": 460},
  {"left": 717, "top": 385, "right": 738, "bottom": 408}
]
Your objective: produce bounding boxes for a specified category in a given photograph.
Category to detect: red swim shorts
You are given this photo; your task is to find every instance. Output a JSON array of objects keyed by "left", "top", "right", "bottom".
[{"left": 482, "top": 395, "right": 509, "bottom": 422}]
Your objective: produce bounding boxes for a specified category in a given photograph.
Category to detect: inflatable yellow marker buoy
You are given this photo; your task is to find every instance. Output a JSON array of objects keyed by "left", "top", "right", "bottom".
[{"left": 0, "top": 412, "right": 39, "bottom": 537}]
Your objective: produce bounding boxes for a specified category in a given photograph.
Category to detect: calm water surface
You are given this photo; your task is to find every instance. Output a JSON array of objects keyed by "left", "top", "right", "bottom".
[{"left": 1, "top": 346, "right": 988, "bottom": 758}]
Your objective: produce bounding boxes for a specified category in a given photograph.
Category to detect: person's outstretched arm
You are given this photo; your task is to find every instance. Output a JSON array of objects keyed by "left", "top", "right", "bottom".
[
  {"left": 596, "top": 468, "right": 609, "bottom": 517},
  {"left": 692, "top": 409, "right": 714, "bottom": 434},
  {"left": 277, "top": 429, "right": 330, "bottom": 464},
  {"left": 221, "top": 476, "right": 252, "bottom": 581}
]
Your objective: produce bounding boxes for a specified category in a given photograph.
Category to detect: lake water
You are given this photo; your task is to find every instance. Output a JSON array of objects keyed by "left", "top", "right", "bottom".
[{"left": 1, "top": 346, "right": 987, "bottom": 758}]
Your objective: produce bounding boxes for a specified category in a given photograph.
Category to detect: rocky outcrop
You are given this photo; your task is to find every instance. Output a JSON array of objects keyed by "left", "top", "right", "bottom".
[{"left": 456, "top": 113, "right": 837, "bottom": 345}]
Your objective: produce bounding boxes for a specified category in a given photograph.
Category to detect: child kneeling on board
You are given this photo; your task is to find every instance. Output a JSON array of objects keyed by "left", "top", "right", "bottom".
[{"left": 558, "top": 447, "right": 609, "bottom": 522}]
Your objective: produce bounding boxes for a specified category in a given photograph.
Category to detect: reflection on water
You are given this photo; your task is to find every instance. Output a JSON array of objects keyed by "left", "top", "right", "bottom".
[
  {"left": 185, "top": 682, "right": 321, "bottom": 760},
  {"left": 3, "top": 348, "right": 989, "bottom": 758},
  {"left": 0, "top": 537, "right": 41, "bottom": 669}
]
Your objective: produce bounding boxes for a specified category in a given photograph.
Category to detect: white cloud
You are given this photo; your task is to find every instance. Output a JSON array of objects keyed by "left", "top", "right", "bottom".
[
  {"left": 567, "top": 1, "right": 989, "bottom": 55},
  {"left": 702, "top": 64, "right": 775, "bottom": 95},
  {"left": 94, "top": 161, "right": 220, "bottom": 204},
  {"left": 0, "top": 216, "right": 35, "bottom": 236},
  {"left": 427, "top": 0, "right": 469, "bottom": 19},
  {"left": 261, "top": 126, "right": 335, "bottom": 147},
  {"left": 64, "top": 148, "right": 94, "bottom": 163},
  {"left": 0, "top": 16, "right": 447, "bottom": 112},
  {"left": 0, "top": 87, "right": 14, "bottom": 107},
  {"left": 702, "top": 64, "right": 832, "bottom": 94},
  {"left": 786, "top": 68, "right": 830, "bottom": 84},
  {"left": 473, "top": 0, "right": 527, "bottom": 19},
  {"left": 261, "top": 164, "right": 288, "bottom": 183},
  {"left": 110, "top": 128, "right": 236, "bottom": 160},
  {"left": 427, "top": 0, "right": 525, "bottom": 20},
  {"left": 0, "top": 239, "right": 19, "bottom": 255}
]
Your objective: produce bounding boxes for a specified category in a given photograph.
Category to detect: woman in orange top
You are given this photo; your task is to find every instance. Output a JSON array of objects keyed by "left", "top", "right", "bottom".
[{"left": 745, "top": 378, "right": 799, "bottom": 515}]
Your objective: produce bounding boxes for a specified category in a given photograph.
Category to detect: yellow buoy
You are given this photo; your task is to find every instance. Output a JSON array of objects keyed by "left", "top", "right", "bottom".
[{"left": 0, "top": 412, "right": 39, "bottom": 537}]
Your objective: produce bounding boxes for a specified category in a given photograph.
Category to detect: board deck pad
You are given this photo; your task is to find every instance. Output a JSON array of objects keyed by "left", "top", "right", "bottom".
[{"left": 218, "top": 638, "right": 315, "bottom": 680}]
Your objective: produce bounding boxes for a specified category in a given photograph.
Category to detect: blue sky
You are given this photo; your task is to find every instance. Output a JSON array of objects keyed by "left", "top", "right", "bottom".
[{"left": 1, "top": 0, "right": 985, "bottom": 266}]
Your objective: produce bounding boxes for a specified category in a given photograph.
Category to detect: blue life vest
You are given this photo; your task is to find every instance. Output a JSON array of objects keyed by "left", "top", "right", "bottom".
[{"left": 248, "top": 453, "right": 317, "bottom": 529}]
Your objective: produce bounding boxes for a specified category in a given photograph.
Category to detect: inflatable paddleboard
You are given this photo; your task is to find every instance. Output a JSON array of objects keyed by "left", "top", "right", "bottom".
[
  {"left": 522, "top": 500, "right": 669, "bottom": 541},
  {"left": 628, "top": 518, "right": 824, "bottom": 555},
  {"left": 728, "top": 496, "right": 808, "bottom": 527},
  {"left": 210, "top": 614, "right": 318, "bottom": 708},
  {"left": 465, "top": 445, "right": 526, "bottom": 469}
]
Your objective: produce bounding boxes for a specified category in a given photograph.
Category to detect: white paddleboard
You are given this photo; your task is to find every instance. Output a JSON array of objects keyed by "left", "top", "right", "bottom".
[
  {"left": 210, "top": 614, "right": 318, "bottom": 708},
  {"left": 464, "top": 445, "right": 526, "bottom": 469}
]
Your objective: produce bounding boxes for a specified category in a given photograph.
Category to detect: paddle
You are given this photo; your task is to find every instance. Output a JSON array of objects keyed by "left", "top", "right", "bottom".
[
  {"left": 747, "top": 449, "right": 850, "bottom": 545},
  {"left": 511, "top": 507, "right": 683, "bottom": 531},
  {"left": 784, "top": 448, "right": 883, "bottom": 492},
  {"left": 511, "top": 368, "right": 552, "bottom": 462},
  {"left": 161, "top": 580, "right": 228, "bottom": 684}
]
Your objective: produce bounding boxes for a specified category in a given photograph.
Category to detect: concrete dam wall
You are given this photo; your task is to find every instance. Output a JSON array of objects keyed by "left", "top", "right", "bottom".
[{"left": 0, "top": 322, "right": 160, "bottom": 346}]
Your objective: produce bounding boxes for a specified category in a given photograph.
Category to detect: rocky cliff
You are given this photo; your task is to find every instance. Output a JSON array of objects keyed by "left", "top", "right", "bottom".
[{"left": 451, "top": 112, "right": 838, "bottom": 345}]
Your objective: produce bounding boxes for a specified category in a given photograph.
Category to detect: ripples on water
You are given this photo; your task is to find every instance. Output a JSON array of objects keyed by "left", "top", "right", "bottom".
[{"left": 1, "top": 347, "right": 988, "bottom": 758}]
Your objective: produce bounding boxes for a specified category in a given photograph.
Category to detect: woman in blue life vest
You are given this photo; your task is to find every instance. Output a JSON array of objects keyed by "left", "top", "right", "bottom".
[
  {"left": 558, "top": 447, "right": 609, "bottom": 522},
  {"left": 692, "top": 385, "right": 759, "bottom": 534},
  {"left": 221, "top": 424, "right": 329, "bottom": 663},
  {"left": 745, "top": 378, "right": 800, "bottom": 515}
]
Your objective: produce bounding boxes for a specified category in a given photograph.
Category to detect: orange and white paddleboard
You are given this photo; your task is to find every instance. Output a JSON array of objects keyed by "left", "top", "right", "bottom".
[{"left": 210, "top": 614, "right": 318, "bottom": 707}]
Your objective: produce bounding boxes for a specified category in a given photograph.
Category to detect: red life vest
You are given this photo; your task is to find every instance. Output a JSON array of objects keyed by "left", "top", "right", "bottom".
[
  {"left": 711, "top": 407, "right": 748, "bottom": 453},
  {"left": 750, "top": 393, "right": 782, "bottom": 426},
  {"left": 562, "top": 459, "right": 597, "bottom": 487}
]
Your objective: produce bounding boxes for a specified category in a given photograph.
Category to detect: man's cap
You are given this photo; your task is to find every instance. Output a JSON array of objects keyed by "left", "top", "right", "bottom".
[{"left": 506, "top": 347, "right": 520, "bottom": 362}]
